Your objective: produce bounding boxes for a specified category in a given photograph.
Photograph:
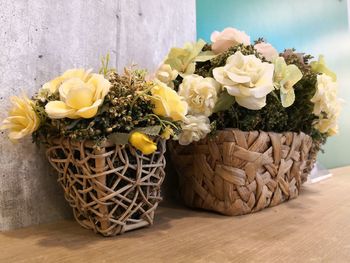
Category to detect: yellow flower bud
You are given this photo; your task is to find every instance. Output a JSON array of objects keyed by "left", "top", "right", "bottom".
[
  {"left": 160, "top": 126, "right": 174, "bottom": 140},
  {"left": 129, "top": 132, "right": 157, "bottom": 155}
]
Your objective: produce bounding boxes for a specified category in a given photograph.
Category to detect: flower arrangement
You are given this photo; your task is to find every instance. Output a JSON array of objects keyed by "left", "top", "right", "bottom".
[
  {"left": 156, "top": 27, "right": 341, "bottom": 148},
  {"left": 0, "top": 55, "right": 190, "bottom": 236},
  {"left": 0, "top": 55, "right": 185, "bottom": 154}
]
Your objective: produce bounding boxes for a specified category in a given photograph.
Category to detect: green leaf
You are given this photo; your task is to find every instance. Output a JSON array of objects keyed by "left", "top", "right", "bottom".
[
  {"left": 108, "top": 132, "right": 130, "bottom": 145},
  {"left": 135, "top": 125, "right": 161, "bottom": 136},
  {"left": 213, "top": 91, "right": 235, "bottom": 113}
]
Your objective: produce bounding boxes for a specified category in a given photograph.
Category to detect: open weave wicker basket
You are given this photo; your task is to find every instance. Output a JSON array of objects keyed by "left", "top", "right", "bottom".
[
  {"left": 46, "top": 137, "right": 166, "bottom": 236},
  {"left": 169, "top": 129, "right": 315, "bottom": 216}
]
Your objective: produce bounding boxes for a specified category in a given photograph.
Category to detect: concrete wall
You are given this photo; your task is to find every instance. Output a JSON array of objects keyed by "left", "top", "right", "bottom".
[{"left": 0, "top": 0, "right": 196, "bottom": 231}]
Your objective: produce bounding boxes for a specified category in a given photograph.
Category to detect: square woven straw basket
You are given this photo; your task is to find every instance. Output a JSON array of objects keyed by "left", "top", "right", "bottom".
[{"left": 169, "top": 129, "right": 316, "bottom": 216}]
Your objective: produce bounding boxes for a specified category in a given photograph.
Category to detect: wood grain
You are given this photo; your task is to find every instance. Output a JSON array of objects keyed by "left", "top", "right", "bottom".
[{"left": 1, "top": 167, "right": 350, "bottom": 263}]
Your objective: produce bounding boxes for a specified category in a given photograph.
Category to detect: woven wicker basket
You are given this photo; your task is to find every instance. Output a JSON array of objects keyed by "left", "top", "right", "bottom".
[
  {"left": 169, "top": 129, "right": 315, "bottom": 216},
  {"left": 46, "top": 137, "right": 166, "bottom": 236}
]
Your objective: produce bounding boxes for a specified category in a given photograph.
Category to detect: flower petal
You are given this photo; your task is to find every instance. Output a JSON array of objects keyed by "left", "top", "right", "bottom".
[
  {"left": 280, "top": 89, "right": 295, "bottom": 107},
  {"left": 59, "top": 78, "right": 87, "bottom": 101},
  {"left": 65, "top": 86, "right": 94, "bottom": 109},
  {"left": 87, "top": 73, "right": 111, "bottom": 101},
  {"left": 45, "top": 101, "right": 76, "bottom": 119},
  {"left": 235, "top": 96, "right": 266, "bottom": 110},
  {"left": 61, "top": 68, "right": 92, "bottom": 82},
  {"left": 75, "top": 99, "right": 102, "bottom": 119}
]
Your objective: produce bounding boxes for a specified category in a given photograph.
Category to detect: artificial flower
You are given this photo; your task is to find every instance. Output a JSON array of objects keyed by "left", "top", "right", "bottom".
[
  {"left": 178, "top": 74, "right": 220, "bottom": 116},
  {"left": 311, "top": 74, "right": 341, "bottom": 135},
  {"left": 160, "top": 125, "right": 174, "bottom": 140},
  {"left": 254, "top": 42, "right": 279, "bottom": 62},
  {"left": 45, "top": 73, "right": 110, "bottom": 119},
  {"left": 311, "top": 55, "right": 337, "bottom": 81},
  {"left": 150, "top": 81, "right": 188, "bottom": 121},
  {"left": 213, "top": 51, "right": 274, "bottom": 110},
  {"left": 273, "top": 57, "right": 303, "bottom": 107},
  {"left": 41, "top": 68, "right": 92, "bottom": 94},
  {"left": 178, "top": 115, "right": 211, "bottom": 145},
  {"left": 0, "top": 94, "right": 40, "bottom": 141},
  {"left": 129, "top": 132, "right": 157, "bottom": 155},
  {"left": 164, "top": 39, "right": 206, "bottom": 76},
  {"left": 155, "top": 64, "right": 178, "bottom": 88},
  {"left": 211, "top": 27, "right": 250, "bottom": 54}
]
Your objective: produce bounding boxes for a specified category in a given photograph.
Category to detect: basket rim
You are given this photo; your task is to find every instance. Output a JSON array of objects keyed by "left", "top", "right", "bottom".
[
  {"left": 47, "top": 136, "right": 164, "bottom": 149},
  {"left": 216, "top": 128, "right": 309, "bottom": 136}
]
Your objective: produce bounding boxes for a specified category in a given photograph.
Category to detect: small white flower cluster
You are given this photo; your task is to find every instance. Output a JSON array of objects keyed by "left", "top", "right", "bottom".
[{"left": 311, "top": 74, "right": 341, "bottom": 135}]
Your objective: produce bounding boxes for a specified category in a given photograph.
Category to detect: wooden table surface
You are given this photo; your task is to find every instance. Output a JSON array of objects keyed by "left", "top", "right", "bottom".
[{"left": 1, "top": 167, "right": 350, "bottom": 263}]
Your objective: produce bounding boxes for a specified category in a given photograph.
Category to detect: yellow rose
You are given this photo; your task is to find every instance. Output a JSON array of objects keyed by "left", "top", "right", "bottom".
[
  {"left": 41, "top": 68, "right": 92, "bottom": 94},
  {"left": 0, "top": 95, "right": 40, "bottom": 141},
  {"left": 150, "top": 81, "right": 188, "bottom": 121},
  {"left": 45, "top": 73, "right": 111, "bottom": 119},
  {"left": 129, "top": 132, "right": 157, "bottom": 155}
]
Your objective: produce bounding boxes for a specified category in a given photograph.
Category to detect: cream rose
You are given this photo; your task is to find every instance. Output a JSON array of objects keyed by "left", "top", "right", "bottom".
[
  {"left": 254, "top": 42, "right": 279, "bottom": 62},
  {"left": 155, "top": 64, "right": 178, "bottom": 88},
  {"left": 45, "top": 72, "right": 110, "bottom": 119},
  {"left": 211, "top": 27, "right": 251, "bottom": 54},
  {"left": 178, "top": 115, "right": 211, "bottom": 145},
  {"left": 213, "top": 51, "right": 274, "bottom": 110},
  {"left": 311, "top": 74, "right": 341, "bottom": 135},
  {"left": 178, "top": 74, "right": 220, "bottom": 116}
]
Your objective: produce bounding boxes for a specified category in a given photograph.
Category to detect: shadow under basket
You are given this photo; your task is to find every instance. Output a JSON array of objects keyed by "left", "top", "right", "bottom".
[
  {"left": 169, "top": 129, "right": 316, "bottom": 216},
  {"left": 46, "top": 137, "right": 166, "bottom": 236}
]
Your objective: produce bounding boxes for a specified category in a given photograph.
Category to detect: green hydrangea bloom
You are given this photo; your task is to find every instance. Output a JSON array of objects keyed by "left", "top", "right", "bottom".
[
  {"left": 273, "top": 57, "right": 303, "bottom": 107},
  {"left": 310, "top": 55, "right": 337, "bottom": 81},
  {"left": 164, "top": 39, "right": 216, "bottom": 77}
]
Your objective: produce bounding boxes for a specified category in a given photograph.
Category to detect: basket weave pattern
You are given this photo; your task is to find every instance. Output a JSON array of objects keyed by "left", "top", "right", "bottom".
[
  {"left": 170, "top": 129, "right": 314, "bottom": 216},
  {"left": 46, "top": 138, "right": 166, "bottom": 236}
]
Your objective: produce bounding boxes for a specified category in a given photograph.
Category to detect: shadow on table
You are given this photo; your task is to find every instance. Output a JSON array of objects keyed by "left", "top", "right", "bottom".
[
  {"left": 1, "top": 198, "right": 226, "bottom": 250},
  {"left": 1, "top": 180, "right": 323, "bottom": 250}
]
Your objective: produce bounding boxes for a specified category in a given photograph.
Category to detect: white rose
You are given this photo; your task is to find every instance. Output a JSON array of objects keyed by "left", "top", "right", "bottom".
[
  {"left": 178, "top": 115, "right": 211, "bottom": 145},
  {"left": 178, "top": 74, "right": 220, "bottom": 116},
  {"left": 254, "top": 42, "right": 279, "bottom": 62},
  {"left": 311, "top": 74, "right": 341, "bottom": 135},
  {"left": 213, "top": 51, "right": 274, "bottom": 110},
  {"left": 155, "top": 64, "right": 178, "bottom": 88},
  {"left": 211, "top": 27, "right": 251, "bottom": 54}
]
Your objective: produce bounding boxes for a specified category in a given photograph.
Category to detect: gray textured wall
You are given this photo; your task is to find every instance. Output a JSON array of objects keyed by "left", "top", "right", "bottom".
[{"left": 0, "top": 0, "right": 196, "bottom": 231}]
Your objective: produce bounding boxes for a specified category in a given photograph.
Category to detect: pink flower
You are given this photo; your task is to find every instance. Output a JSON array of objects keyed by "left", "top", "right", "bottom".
[
  {"left": 211, "top": 27, "right": 251, "bottom": 54},
  {"left": 254, "top": 42, "right": 279, "bottom": 62}
]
